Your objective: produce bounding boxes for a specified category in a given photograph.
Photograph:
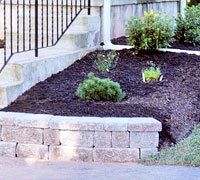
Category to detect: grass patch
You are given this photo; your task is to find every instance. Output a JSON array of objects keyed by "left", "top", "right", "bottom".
[{"left": 143, "top": 124, "right": 200, "bottom": 166}]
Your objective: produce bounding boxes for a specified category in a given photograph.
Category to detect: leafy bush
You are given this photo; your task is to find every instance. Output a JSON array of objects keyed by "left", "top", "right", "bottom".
[
  {"left": 175, "top": 5, "right": 200, "bottom": 45},
  {"left": 126, "top": 11, "right": 174, "bottom": 53},
  {"left": 93, "top": 51, "right": 119, "bottom": 73},
  {"left": 76, "top": 73, "right": 125, "bottom": 101},
  {"left": 142, "top": 61, "right": 162, "bottom": 82}
]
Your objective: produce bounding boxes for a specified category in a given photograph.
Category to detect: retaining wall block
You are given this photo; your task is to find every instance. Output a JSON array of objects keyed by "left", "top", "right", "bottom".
[
  {"left": 49, "top": 146, "right": 93, "bottom": 162},
  {"left": 130, "top": 132, "right": 159, "bottom": 148},
  {"left": 94, "top": 131, "right": 112, "bottom": 148},
  {"left": 60, "top": 130, "right": 94, "bottom": 147},
  {"left": 44, "top": 129, "right": 60, "bottom": 146},
  {"left": 93, "top": 148, "right": 139, "bottom": 163},
  {"left": 0, "top": 141, "right": 16, "bottom": 157},
  {"left": 112, "top": 132, "right": 130, "bottom": 148},
  {"left": 16, "top": 143, "right": 48, "bottom": 160},
  {"left": 1, "top": 126, "right": 43, "bottom": 145},
  {"left": 128, "top": 118, "right": 162, "bottom": 132}
]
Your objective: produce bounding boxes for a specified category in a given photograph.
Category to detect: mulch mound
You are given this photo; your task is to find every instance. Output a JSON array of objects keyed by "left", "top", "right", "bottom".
[{"left": 2, "top": 48, "right": 200, "bottom": 150}]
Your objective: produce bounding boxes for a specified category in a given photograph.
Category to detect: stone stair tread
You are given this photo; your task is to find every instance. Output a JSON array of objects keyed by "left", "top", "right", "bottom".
[
  {"left": 0, "top": 80, "right": 23, "bottom": 88},
  {"left": 9, "top": 48, "right": 86, "bottom": 64}
]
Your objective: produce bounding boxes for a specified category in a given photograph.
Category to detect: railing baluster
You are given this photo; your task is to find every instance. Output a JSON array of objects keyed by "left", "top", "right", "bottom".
[
  {"left": 56, "top": 0, "right": 59, "bottom": 40},
  {"left": 52, "top": 0, "right": 54, "bottom": 45},
  {"left": 47, "top": 0, "right": 49, "bottom": 46},
  {"left": 35, "top": 0, "right": 39, "bottom": 57},
  {"left": 29, "top": 0, "right": 32, "bottom": 50},
  {"left": 66, "top": 0, "right": 68, "bottom": 27},
  {"left": 75, "top": 0, "right": 77, "bottom": 15},
  {"left": 17, "top": 0, "right": 20, "bottom": 52},
  {"left": 3, "top": 0, "right": 6, "bottom": 64},
  {"left": 23, "top": 0, "right": 25, "bottom": 51},
  {"left": 42, "top": 0, "right": 44, "bottom": 48},
  {"left": 88, "top": 0, "right": 90, "bottom": 15},
  {"left": 61, "top": 0, "right": 64, "bottom": 33},
  {"left": 10, "top": 0, "right": 13, "bottom": 55},
  {"left": 71, "top": 0, "right": 73, "bottom": 21}
]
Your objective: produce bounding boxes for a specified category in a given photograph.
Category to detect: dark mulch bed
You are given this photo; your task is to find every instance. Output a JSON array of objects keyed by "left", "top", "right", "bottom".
[
  {"left": 2, "top": 48, "right": 200, "bottom": 150},
  {"left": 170, "top": 42, "right": 200, "bottom": 51},
  {"left": 112, "top": 36, "right": 200, "bottom": 51}
]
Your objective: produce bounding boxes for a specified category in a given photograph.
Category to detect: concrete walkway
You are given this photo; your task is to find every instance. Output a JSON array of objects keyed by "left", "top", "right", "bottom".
[{"left": 0, "top": 157, "right": 200, "bottom": 180}]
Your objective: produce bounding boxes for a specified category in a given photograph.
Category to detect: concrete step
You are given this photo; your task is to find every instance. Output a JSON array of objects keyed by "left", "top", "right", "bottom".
[
  {"left": 3, "top": 30, "right": 90, "bottom": 52},
  {"left": 2, "top": 15, "right": 99, "bottom": 35},
  {"left": 56, "top": 31, "right": 90, "bottom": 50},
  {"left": 0, "top": 64, "right": 23, "bottom": 82},
  {"left": 1, "top": 30, "right": 100, "bottom": 64},
  {"left": 0, "top": 80, "right": 23, "bottom": 108}
]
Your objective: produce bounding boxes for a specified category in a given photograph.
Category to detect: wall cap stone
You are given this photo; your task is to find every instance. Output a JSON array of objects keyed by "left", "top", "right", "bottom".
[{"left": 0, "top": 112, "right": 162, "bottom": 132}]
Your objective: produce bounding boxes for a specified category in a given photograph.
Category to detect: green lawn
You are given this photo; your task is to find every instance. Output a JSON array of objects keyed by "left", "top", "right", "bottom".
[{"left": 143, "top": 124, "right": 200, "bottom": 167}]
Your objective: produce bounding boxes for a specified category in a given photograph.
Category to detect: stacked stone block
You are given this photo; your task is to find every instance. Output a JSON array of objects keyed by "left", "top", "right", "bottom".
[{"left": 0, "top": 112, "right": 162, "bottom": 162}]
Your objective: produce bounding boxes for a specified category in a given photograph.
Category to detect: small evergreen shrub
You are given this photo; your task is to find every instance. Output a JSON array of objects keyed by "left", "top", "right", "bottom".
[
  {"left": 93, "top": 51, "right": 119, "bottom": 73},
  {"left": 76, "top": 73, "right": 125, "bottom": 101},
  {"left": 142, "top": 61, "right": 162, "bottom": 82},
  {"left": 175, "top": 5, "right": 200, "bottom": 45},
  {"left": 126, "top": 11, "right": 174, "bottom": 53}
]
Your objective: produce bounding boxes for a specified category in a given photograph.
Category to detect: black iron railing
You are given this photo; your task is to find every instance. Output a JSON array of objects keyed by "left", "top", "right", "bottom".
[{"left": 0, "top": 0, "right": 91, "bottom": 72}]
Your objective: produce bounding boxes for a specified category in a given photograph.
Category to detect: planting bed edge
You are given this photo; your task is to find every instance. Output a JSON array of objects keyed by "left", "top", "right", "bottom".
[{"left": 0, "top": 111, "right": 162, "bottom": 162}]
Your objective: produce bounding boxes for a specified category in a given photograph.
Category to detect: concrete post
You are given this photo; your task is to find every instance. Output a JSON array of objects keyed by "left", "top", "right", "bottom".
[
  {"left": 103, "top": 0, "right": 132, "bottom": 50},
  {"left": 180, "top": 0, "right": 187, "bottom": 17}
]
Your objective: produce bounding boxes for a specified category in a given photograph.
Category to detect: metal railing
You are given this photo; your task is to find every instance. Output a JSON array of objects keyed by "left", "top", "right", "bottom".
[{"left": 0, "top": 0, "right": 91, "bottom": 72}]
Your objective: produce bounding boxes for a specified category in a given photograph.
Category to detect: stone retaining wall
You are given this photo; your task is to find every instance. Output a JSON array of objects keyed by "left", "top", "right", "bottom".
[{"left": 0, "top": 112, "right": 162, "bottom": 162}]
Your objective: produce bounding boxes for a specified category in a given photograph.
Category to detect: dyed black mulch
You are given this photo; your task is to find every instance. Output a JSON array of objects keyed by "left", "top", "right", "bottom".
[
  {"left": 3, "top": 48, "right": 200, "bottom": 150},
  {"left": 112, "top": 36, "right": 200, "bottom": 51},
  {"left": 170, "top": 42, "right": 200, "bottom": 51}
]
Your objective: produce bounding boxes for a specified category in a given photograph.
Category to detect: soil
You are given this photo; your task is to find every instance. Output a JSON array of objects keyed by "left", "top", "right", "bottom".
[
  {"left": 111, "top": 36, "right": 200, "bottom": 51},
  {"left": 0, "top": 39, "right": 4, "bottom": 48},
  {"left": 2, "top": 48, "right": 200, "bottom": 150}
]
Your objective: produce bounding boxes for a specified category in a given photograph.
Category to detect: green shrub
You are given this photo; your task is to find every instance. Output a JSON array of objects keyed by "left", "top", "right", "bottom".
[
  {"left": 175, "top": 5, "right": 200, "bottom": 45},
  {"left": 93, "top": 51, "right": 119, "bottom": 73},
  {"left": 126, "top": 11, "right": 174, "bottom": 53},
  {"left": 142, "top": 61, "right": 162, "bottom": 82},
  {"left": 76, "top": 73, "right": 125, "bottom": 101}
]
